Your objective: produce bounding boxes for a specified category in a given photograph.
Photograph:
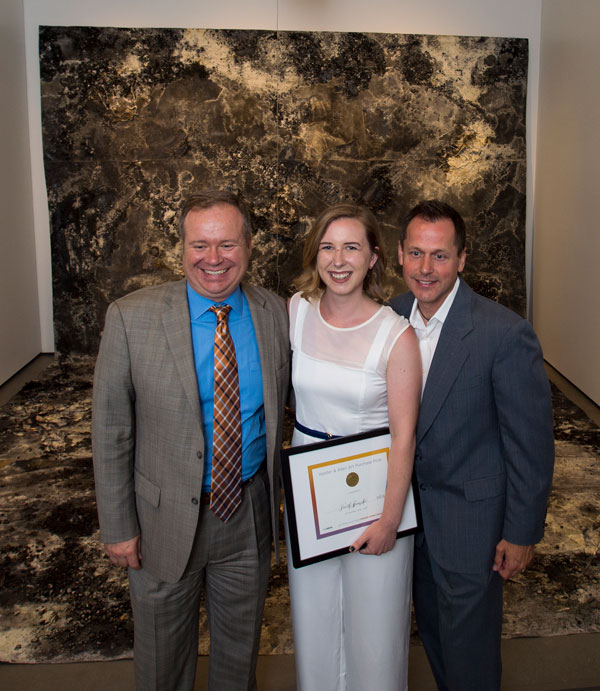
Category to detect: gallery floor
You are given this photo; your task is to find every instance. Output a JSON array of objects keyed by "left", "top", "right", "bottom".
[
  {"left": 1, "top": 356, "right": 599, "bottom": 691},
  {"left": 0, "top": 634, "right": 600, "bottom": 690}
]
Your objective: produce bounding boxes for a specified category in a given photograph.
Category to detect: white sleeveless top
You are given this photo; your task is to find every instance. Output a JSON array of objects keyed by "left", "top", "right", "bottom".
[{"left": 290, "top": 291, "right": 410, "bottom": 444}]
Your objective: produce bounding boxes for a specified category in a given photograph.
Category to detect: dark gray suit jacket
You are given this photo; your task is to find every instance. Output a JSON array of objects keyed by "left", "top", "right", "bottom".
[
  {"left": 390, "top": 279, "right": 554, "bottom": 574},
  {"left": 92, "top": 279, "right": 289, "bottom": 583}
]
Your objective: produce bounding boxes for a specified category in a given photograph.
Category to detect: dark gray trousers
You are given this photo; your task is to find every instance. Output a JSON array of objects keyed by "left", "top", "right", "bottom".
[
  {"left": 413, "top": 537, "right": 503, "bottom": 691},
  {"left": 128, "top": 468, "right": 271, "bottom": 691}
]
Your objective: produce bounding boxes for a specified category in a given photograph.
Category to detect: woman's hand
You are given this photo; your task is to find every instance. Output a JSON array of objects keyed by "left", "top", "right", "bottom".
[{"left": 349, "top": 518, "right": 397, "bottom": 556}]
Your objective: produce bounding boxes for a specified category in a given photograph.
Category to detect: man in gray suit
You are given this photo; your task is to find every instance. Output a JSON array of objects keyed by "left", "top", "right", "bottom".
[
  {"left": 92, "top": 190, "right": 289, "bottom": 690},
  {"left": 390, "top": 200, "right": 554, "bottom": 690}
]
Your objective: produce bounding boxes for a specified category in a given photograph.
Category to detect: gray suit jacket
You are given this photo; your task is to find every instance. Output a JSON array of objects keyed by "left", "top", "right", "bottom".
[
  {"left": 92, "top": 279, "right": 289, "bottom": 583},
  {"left": 390, "top": 279, "right": 554, "bottom": 573}
]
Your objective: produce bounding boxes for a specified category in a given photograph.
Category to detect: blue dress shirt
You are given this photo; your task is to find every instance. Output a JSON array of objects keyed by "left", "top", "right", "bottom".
[{"left": 187, "top": 283, "right": 266, "bottom": 492}]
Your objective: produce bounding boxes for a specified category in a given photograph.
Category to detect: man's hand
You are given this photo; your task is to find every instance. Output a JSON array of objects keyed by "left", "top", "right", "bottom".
[
  {"left": 104, "top": 535, "right": 142, "bottom": 570},
  {"left": 493, "top": 539, "right": 533, "bottom": 580}
]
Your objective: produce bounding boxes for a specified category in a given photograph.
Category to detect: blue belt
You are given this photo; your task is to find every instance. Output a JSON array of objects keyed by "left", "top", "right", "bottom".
[{"left": 294, "top": 419, "right": 340, "bottom": 440}]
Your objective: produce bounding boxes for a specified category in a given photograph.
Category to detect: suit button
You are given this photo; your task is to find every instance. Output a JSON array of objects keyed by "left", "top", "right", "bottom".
[
  {"left": 419, "top": 483, "right": 427, "bottom": 491},
  {"left": 196, "top": 451, "right": 203, "bottom": 459},
  {"left": 191, "top": 497, "right": 199, "bottom": 505}
]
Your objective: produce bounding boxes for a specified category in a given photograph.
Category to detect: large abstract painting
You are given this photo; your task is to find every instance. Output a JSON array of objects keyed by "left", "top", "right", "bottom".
[{"left": 40, "top": 28, "right": 528, "bottom": 353}]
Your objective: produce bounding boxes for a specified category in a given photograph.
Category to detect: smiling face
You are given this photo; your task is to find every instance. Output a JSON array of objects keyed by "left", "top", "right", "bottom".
[
  {"left": 182, "top": 203, "right": 251, "bottom": 301},
  {"left": 398, "top": 215, "right": 466, "bottom": 319},
  {"left": 316, "top": 217, "right": 378, "bottom": 298}
]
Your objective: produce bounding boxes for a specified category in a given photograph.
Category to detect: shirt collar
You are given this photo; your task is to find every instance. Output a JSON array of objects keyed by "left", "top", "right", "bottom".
[
  {"left": 409, "top": 277, "right": 461, "bottom": 329},
  {"left": 186, "top": 282, "right": 244, "bottom": 320}
]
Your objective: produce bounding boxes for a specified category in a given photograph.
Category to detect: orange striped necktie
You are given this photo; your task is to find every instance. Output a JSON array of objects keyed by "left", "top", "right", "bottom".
[{"left": 208, "top": 304, "right": 242, "bottom": 521}]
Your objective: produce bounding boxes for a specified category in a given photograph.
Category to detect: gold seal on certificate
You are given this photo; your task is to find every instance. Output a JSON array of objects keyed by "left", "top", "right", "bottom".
[{"left": 346, "top": 472, "right": 359, "bottom": 487}]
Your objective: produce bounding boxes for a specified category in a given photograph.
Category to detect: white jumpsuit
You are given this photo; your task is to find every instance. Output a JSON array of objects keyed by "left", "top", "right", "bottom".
[{"left": 286, "top": 292, "right": 414, "bottom": 691}]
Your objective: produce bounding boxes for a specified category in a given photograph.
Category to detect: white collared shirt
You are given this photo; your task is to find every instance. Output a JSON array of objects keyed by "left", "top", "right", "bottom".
[{"left": 409, "top": 277, "right": 461, "bottom": 395}]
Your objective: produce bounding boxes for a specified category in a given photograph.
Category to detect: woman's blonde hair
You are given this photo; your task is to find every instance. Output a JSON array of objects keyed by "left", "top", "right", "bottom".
[{"left": 293, "top": 203, "right": 388, "bottom": 302}]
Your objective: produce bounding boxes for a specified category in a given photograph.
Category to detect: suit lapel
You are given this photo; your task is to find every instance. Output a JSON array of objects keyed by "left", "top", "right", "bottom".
[
  {"left": 417, "top": 281, "right": 474, "bottom": 442},
  {"left": 243, "top": 283, "right": 276, "bottom": 445},
  {"left": 161, "top": 280, "right": 202, "bottom": 422},
  {"left": 244, "top": 285, "right": 273, "bottom": 365}
]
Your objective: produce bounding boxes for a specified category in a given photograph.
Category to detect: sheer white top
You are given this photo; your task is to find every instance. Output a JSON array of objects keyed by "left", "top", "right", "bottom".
[{"left": 289, "top": 291, "right": 410, "bottom": 442}]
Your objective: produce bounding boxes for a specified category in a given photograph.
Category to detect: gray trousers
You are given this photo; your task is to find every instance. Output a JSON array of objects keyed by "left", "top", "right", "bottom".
[
  {"left": 413, "top": 537, "right": 503, "bottom": 691},
  {"left": 128, "top": 467, "right": 272, "bottom": 691}
]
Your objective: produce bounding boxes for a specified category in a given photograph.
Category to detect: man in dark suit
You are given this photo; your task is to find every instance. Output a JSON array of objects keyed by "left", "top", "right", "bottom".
[
  {"left": 390, "top": 200, "right": 554, "bottom": 690},
  {"left": 92, "top": 190, "right": 289, "bottom": 690}
]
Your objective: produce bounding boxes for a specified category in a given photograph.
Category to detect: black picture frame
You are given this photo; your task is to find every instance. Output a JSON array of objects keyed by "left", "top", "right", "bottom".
[{"left": 281, "top": 426, "right": 421, "bottom": 568}]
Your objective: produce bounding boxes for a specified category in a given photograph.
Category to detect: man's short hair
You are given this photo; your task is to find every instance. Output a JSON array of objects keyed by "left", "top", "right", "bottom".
[
  {"left": 179, "top": 190, "right": 253, "bottom": 243},
  {"left": 400, "top": 200, "right": 466, "bottom": 255}
]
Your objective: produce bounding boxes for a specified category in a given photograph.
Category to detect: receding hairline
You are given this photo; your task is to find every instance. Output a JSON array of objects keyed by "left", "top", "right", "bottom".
[
  {"left": 401, "top": 215, "right": 466, "bottom": 258},
  {"left": 404, "top": 214, "right": 464, "bottom": 252},
  {"left": 399, "top": 200, "right": 466, "bottom": 255},
  {"left": 179, "top": 191, "right": 252, "bottom": 242},
  {"left": 180, "top": 203, "right": 250, "bottom": 244}
]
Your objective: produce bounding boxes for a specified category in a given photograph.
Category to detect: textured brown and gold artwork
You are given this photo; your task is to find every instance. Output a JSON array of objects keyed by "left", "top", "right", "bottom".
[{"left": 40, "top": 27, "right": 528, "bottom": 353}]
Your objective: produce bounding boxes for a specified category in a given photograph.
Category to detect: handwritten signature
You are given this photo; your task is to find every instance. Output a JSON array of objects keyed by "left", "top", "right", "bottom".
[{"left": 339, "top": 499, "right": 368, "bottom": 511}]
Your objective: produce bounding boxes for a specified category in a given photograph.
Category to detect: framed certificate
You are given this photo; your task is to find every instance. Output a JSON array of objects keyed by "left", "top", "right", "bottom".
[{"left": 281, "top": 426, "right": 420, "bottom": 568}]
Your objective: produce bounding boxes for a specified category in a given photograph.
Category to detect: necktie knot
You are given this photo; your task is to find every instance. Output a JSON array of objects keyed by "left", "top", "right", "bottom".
[{"left": 209, "top": 303, "right": 232, "bottom": 324}]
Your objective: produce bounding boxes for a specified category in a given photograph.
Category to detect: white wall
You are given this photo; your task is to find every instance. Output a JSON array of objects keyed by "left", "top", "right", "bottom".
[
  {"left": 18, "top": 0, "right": 542, "bottom": 371},
  {"left": 533, "top": 0, "right": 600, "bottom": 404},
  {"left": 0, "top": 0, "right": 42, "bottom": 385}
]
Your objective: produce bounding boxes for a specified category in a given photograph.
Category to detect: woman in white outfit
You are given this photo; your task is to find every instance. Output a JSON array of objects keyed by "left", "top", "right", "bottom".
[{"left": 287, "top": 203, "right": 421, "bottom": 691}]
